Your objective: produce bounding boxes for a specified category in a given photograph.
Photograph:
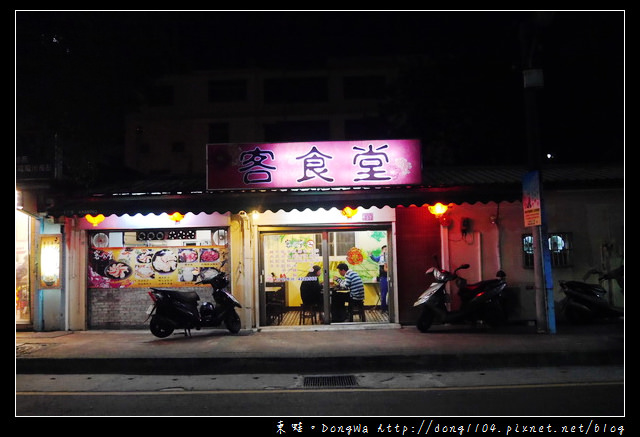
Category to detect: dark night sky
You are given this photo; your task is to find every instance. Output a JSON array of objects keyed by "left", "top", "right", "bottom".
[{"left": 16, "top": 10, "right": 624, "bottom": 166}]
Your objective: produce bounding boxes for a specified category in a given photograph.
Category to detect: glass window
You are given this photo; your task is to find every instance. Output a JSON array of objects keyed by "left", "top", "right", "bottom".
[
  {"left": 343, "top": 75, "right": 387, "bottom": 100},
  {"left": 208, "top": 122, "right": 229, "bottom": 143},
  {"left": 16, "top": 211, "right": 31, "bottom": 323},
  {"left": 264, "top": 76, "right": 328, "bottom": 103},
  {"left": 146, "top": 85, "right": 174, "bottom": 106},
  {"left": 264, "top": 120, "right": 330, "bottom": 142},
  {"left": 261, "top": 229, "right": 389, "bottom": 327},
  {"left": 208, "top": 79, "right": 247, "bottom": 102},
  {"left": 522, "top": 232, "right": 573, "bottom": 268}
]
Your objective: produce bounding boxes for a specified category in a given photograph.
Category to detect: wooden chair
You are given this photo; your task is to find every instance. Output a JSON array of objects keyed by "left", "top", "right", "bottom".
[
  {"left": 349, "top": 299, "right": 366, "bottom": 322},
  {"left": 266, "top": 282, "right": 285, "bottom": 325},
  {"left": 299, "top": 303, "right": 318, "bottom": 325}
]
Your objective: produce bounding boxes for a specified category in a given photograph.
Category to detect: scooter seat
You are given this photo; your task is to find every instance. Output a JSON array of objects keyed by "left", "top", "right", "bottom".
[
  {"left": 562, "top": 280, "right": 607, "bottom": 295},
  {"left": 151, "top": 288, "right": 200, "bottom": 303},
  {"left": 462, "top": 278, "right": 502, "bottom": 292}
]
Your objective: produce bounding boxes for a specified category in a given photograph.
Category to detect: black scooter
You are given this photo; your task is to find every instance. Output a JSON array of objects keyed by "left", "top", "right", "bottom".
[
  {"left": 145, "top": 271, "right": 242, "bottom": 338},
  {"left": 559, "top": 268, "right": 624, "bottom": 324},
  {"left": 413, "top": 262, "right": 507, "bottom": 332}
]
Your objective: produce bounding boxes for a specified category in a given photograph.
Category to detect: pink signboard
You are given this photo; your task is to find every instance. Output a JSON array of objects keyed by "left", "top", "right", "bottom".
[{"left": 206, "top": 139, "right": 422, "bottom": 190}]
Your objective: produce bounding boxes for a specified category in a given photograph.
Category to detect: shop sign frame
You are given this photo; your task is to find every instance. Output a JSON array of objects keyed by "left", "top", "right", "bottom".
[{"left": 206, "top": 139, "right": 422, "bottom": 190}]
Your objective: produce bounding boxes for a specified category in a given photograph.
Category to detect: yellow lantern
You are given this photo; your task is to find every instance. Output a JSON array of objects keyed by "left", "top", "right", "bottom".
[
  {"left": 168, "top": 212, "right": 185, "bottom": 222},
  {"left": 341, "top": 206, "right": 358, "bottom": 218},
  {"left": 85, "top": 214, "right": 105, "bottom": 226}
]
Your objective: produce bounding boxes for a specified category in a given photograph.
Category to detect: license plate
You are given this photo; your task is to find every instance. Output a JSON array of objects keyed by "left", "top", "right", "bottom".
[{"left": 146, "top": 304, "right": 155, "bottom": 315}]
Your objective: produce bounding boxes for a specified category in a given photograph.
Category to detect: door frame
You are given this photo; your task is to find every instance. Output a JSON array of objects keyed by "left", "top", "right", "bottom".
[{"left": 257, "top": 224, "right": 393, "bottom": 327}]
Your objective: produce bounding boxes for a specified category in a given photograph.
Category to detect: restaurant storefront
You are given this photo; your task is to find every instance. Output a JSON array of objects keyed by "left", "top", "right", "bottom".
[
  {"left": 62, "top": 206, "right": 403, "bottom": 330},
  {"left": 49, "top": 139, "right": 592, "bottom": 332},
  {"left": 48, "top": 140, "right": 435, "bottom": 330}
]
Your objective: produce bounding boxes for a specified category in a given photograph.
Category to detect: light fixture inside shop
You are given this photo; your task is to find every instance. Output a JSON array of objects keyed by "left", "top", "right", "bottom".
[
  {"left": 168, "top": 212, "right": 185, "bottom": 223},
  {"left": 341, "top": 206, "right": 358, "bottom": 218},
  {"left": 85, "top": 214, "right": 105, "bottom": 227}
]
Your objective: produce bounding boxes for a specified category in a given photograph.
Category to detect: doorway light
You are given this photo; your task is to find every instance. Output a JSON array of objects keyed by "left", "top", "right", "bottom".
[{"left": 341, "top": 206, "right": 358, "bottom": 219}]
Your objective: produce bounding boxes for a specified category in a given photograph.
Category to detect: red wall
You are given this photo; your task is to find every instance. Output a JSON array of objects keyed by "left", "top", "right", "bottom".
[{"left": 395, "top": 206, "right": 441, "bottom": 324}]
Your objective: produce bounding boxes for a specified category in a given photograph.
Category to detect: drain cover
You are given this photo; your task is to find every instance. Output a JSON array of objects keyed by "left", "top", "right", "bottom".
[{"left": 303, "top": 375, "right": 358, "bottom": 388}]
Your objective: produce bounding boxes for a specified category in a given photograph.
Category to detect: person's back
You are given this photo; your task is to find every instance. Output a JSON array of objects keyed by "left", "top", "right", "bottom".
[
  {"left": 344, "top": 269, "right": 364, "bottom": 301},
  {"left": 300, "top": 266, "right": 322, "bottom": 306}
]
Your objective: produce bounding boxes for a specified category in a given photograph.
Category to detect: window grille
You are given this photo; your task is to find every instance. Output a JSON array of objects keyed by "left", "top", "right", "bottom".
[{"left": 522, "top": 232, "right": 573, "bottom": 268}]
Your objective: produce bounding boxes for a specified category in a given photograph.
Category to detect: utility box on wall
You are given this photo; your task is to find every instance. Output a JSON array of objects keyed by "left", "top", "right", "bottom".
[{"left": 502, "top": 283, "right": 537, "bottom": 322}]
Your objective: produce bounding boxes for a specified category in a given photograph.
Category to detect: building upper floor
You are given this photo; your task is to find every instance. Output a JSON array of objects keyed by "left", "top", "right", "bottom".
[{"left": 124, "top": 56, "right": 406, "bottom": 175}]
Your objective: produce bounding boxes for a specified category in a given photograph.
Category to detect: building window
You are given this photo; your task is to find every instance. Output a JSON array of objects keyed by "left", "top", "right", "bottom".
[
  {"left": 208, "top": 123, "right": 229, "bottom": 143},
  {"left": 343, "top": 75, "right": 387, "bottom": 100},
  {"left": 264, "top": 120, "right": 330, "bottom": 142},
  {"left": 264, "top": 76, "right": 328, "bottom": 103},
  {"left": 208, "top": 79, "right": 247, "bottom": 102},
  {"left": 522, "top": 232, "right": 573, "bottom": 268},
  {"left": 315, "top": 232, "right": 355, "bottom": 256},
  {"left": 171, "top": 142, "right": 185, "bottom": 153},
  {"left": 345, "top": 117, "right": 389, "bottom": 140},
  {"left": 146, "top": 85, "right": 174, "bottom": 106}
]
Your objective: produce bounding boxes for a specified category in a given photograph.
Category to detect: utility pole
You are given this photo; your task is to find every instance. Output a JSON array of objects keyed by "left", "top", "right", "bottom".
[{"left": 520, "top": 13, "right": 556, "bottom": 334}]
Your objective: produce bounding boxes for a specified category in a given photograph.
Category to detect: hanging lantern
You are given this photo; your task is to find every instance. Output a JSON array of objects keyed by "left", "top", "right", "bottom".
[
  {"left": 85, "top": 214, "right": 105, "bottom": 227},
  {"left": 168, "top": 212, "right": 185, "bottom": 223},
  {"left": 341, "top": 206, "right": 358, "bottom": 218}
]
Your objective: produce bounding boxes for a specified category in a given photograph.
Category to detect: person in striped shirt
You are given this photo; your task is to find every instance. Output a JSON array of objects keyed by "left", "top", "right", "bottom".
[{"left": 334, "top": 262, "right": 365, "bottom": 303}]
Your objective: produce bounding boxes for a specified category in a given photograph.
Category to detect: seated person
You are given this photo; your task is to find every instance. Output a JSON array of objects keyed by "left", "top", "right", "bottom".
[
  {"left": 300, "top": 265, "right": 323, "bottom": 308},
  {"left": 334, "top": 262, "right": 364, "bottom": 304}
]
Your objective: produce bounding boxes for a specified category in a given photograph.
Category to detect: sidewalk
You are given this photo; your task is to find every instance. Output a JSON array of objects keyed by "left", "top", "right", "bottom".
[{"left": 16, "top": 321, "right": 624, "bottom": 375}]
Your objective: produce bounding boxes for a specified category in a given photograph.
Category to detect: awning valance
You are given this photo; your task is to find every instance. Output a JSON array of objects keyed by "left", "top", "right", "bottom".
[
  {"left": 46, "top": 185, "right": 523, "bottom": 218},
  {"left": 44, "top": 164, "right": 623, "bottom": 218}
]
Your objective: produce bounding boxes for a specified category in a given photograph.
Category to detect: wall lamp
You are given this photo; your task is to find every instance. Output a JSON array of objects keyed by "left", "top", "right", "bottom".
[
  {"left": 168, "top": 212, "right": 185, "bottom": 223},
  {"left": 428, "top": 203, "right": 451, "bottom": 227},
  {"left": 85, "top": 214, "right": 105, "bottom": 227},
  {"left": 341, "top": 206, "right": 358, "bottom": 219}
]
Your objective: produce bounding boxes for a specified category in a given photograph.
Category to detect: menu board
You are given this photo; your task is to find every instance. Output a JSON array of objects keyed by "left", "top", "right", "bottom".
[{"left": 88, "top": 245, "right": 228, "bottom": 289}]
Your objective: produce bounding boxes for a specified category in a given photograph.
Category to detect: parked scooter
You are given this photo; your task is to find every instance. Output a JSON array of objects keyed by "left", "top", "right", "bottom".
[
  {"left": 558, "top": 268, "right": 624, "bottom": 324},
  {"left": 145, "top": 269, "right": 242, "bottom": 338},
  {"left": 413, "top": 260, "right": 508, "bottom": 332}
]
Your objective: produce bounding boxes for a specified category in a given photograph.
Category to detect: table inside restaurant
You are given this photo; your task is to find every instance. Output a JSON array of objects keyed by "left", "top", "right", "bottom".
[{"left": 330, "top": 287, "right": 351, "bottom": 322}]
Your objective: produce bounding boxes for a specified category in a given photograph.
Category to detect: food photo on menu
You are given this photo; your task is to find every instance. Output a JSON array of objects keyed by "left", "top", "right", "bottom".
[{"left": 87, "top": 246, "right": 228, "bottom": 288}]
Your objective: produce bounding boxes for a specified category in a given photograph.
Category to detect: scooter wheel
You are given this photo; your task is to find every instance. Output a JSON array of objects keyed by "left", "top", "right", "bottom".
[
  {"left": 150, "top": 316, "right": 174, "bottom": 338},
  {"left": 416, "top": 309, "right": 435, "bottom": 333},
  {"left": 224, "top": 311, "right": 241, "bottom": 334}
]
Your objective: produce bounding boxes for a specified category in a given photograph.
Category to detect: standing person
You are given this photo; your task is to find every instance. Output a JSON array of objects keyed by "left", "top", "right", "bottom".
[
  {"left": 378, "top": 245, "right": 388, "bottom": 313},
  {"left": 334, "top": 262, "right": 364, "bottom": 304}
]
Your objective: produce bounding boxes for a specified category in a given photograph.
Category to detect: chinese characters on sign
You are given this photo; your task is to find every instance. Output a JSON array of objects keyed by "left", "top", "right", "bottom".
[
  {"left": 206, "top": 139, "right": 421, "bottom": 190},
  {"left": 522, "top": 171, "right": 542, "bottom": 227}
]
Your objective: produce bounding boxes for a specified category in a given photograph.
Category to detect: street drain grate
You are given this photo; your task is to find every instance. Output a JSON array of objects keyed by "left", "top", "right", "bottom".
[{"left": 303, "top": 375, "right": 358, "bottom": 388}]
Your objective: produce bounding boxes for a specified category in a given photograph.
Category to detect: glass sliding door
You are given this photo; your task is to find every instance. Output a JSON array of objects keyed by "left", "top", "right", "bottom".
[
  {"left": 327, "top": 230, "right": 389, "bottom": 323},
  {"left": 261, "top": 232, "right": 325, "bottom": 326},
  {"left": 259, "top": 228, "right": 390, "bottom": 327}
]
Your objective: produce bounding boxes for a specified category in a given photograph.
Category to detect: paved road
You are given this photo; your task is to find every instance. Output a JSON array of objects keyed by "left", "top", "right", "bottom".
[{"left": 16, "top": 365, "right": 624, "bottom": 417}]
